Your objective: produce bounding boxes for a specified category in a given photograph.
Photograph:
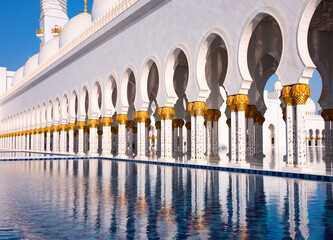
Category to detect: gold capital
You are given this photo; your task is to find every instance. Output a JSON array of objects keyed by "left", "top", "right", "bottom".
[
  {"left": 193, "top": 102, "right": 207, "bottom": 116},
  {"left": 59, "top": 124, "right": 67, "bottom": 132},
  {"left": 67, "top": 123, "right": 76, "bottom": 130},
  {"left": 234, "top": 94, "right": 249, "bottom": 112},
  {"left": 227, "top": 96, "right": 236, "bottom": 112},
  {"left": 77, "top": 121, "right": 86, "bottom": 130},
  {"left": 226, "top": 118, "right": 231, "bottom": 128},
  {"left": 127, "top": 120, "right": 135, "bottom": 129},
  {"left": 116, "top": 114, "right": 128, "bottom": 125},
  {"left": 291, "top": 84, "right": 310, "bottom": 105},
  {"left": 205, "top": 109, "right": 214, "bottom": 121},
  {"left": 135, "top": 111, "right": 149, "bottom": 123},
  {"left": 101, "top": 117, "right": 113, "bottom": 127},
  {"left": 281, "top": 86, "right": 294, "bottom": 106},
  {"left": 155, "top": 121, "right": 161, "bottom": 130},
  {"left": 88, "top": 119, "right": 100, "bottom": 128},
  {"left": 145, "top": 118, "right": 151, "bottom": 128},
  {"left": 188, "top": 102, "right": 195, "bottom": 117}
]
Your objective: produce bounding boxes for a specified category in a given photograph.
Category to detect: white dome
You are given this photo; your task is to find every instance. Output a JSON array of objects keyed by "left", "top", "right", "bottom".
[
  {"left": 12, "top": 67, "right": 24, "bottom": 86},
  {"left": 59, "top": 13, "right": 92, "bottom": 48},
  {"left": 273, "top": 80, "right": 283, "bottom": 92},
  {"left": 91, "top": 0, "right": 120, "bottom": 21},
  {"left": 306, "top": 98, "right": 316, "bottom": 114},
  {"left": 39, "top": 37, "right": 60, "bottom": 65},
  {"left": 23, "top": 54, "right": 39, "bottom": 77}
]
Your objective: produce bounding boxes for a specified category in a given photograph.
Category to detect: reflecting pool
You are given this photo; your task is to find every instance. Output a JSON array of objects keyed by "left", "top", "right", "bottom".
[{"left": 0, "top": 159, "right": 332, "bottom": 239}]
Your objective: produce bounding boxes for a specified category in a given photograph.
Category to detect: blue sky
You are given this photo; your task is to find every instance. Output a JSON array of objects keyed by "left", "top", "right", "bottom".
[{"left": 0, "top": 0, "right": 322, "bottom": 111}]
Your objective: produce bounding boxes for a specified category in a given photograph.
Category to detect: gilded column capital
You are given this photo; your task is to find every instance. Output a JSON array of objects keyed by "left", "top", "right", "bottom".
[
  {"left": 213, "top": 110, "right": 221, "bottom": 121},
  {"left": 40, "top": 128, "right": 46, "bottom": 134},
  {"left": 135, "top": 111, "right": 149, "bottom": 123},
  {"left": 84, "top": 126, "right": 90, "bottom": 133},
  {"left": 291, "top": 84, "right": 310, "bottom": 105},
  {"left": 77, "top": 121, "right": 86, "bottom": 130},
  {"left": 52, "top": 126, "right": 59, "bottom": 132},
  {"left": 205, "top": 109, "right": 214, "bottom": 121},
  {"left": 46, "top": 127, "right": 52, "bottom": 133},
  {"left": 172, "top": 119, "right": 178, "bottom": 129},
  {"left": 88, "top": 119, "right": 100, "bottom": 128},
  {"left": 155, "top": 121, "right": 161, "bottom": 130},
  {"left": 193, "top": 102, "right": 207, "bottom": 116},
  {"left": 226, "top": 118, "right": 231, "bottom": 128},
  {"left": 97, "top": 130, "right": 103, "bottom": 136},
  {"left": 59, "top": 124, "right": 67, "bottom": 132},
  {"left": 259, "top": 115, "right": 265, "bottom": 125},
  {"left": 234, "top": 94, "right": 249, "bottom": 112},
  {"left": 145, "top": 118, "right": 151, "bottom": 128},
  {"left": 246, "top": 105, "right": 257, "bottom": 118},
  {"left": 111, "top": 127, "right": 116, "bottom": 133},
  {"left": 178, "top": 119, "right": 184, "bottom": 128},
  {"left": 226, "top": 96, "right": 236, "bottom": 112},
  {"left": 162, "top": 107, "right": 175, "bottom": 120},
  {"left": 101, "top": 117, "right": 113, "bottom": 127},
  {"left": 127, "top": 120, "right": 135, "bottom": 129},
  {"left": 282, "top": 107, "right": 286, "bottom": 122},
  {"left": 321, "top": 109, "right": 330, "bottom": 121},
  {"left": 281, "top": 86, "right": 294, "bottom": 106},
  {"left": 329, "top": 109, "right": 333, "bottom": 121},
  {"left": 133, "top": 127, "right": 137, "bottom": 134},
  {"left": 185, "top": 122, "right": 191, "bottom": 129},
  {"left": 188, "top": 102, "right": 195, "bottom": 117},
  {"left": 67, "top": 123, "right": 76, "bottom": 130},
  {"left": 158, "top": 108, "right": 164, "bottom": 120},
  {"left": 116, "top": 114, "right": 128, "bottom": 125}
]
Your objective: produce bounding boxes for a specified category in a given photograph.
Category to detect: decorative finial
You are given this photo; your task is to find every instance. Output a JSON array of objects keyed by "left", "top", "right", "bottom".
[{"left": 84, "top": 0, "right": 88, "bottom": 13}]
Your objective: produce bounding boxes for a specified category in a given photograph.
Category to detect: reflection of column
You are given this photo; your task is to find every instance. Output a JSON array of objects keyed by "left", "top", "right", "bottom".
[
  {"left": 155, "top": 121, "right": 161, "bottom": 157},
  {"left": 212, "top": 110, "right": 221, "bottom": 157},
  {"left": 292, "top": 84, "right": 310, "bottom": 167},
  {"left": 59, "top": 124, "right": 67, "bottom": 153},
  {"left": 77, "top": 122, "right": 85, "bottom": 155},
  {"left": 193, "top": 102, "right": 207, "bottom": 161},
  {"left": 116, "top": 114, "right": 128, "bottom": 157},
  {"left": 101, "top": 117, "right": 113, "bottom": 156},
  {"left": 127, "top": 120, "right": 134, "bottom": 156},
  {"left": 234, "top": 95, "right": 249, "bottom": 164},
  {"left": 67, "top": 123, "right": 75, "bottom": 154},
  {"left": 205, "top": 110, "right": 214, "bottom": 158},
  {"left": 52, "top": 126, "right": 60, "bottom": 153},
  {"left": 227, "top": 96, "right": 237, "bottom": 163},
  {"left": 281, "top": 86, "right": 295, "bottom": 166},
  {"left": 88, "top": 119, "right": 99, "bottom": 156},
  {"left": 135, "top": 111, "right": 148, "bottom": 158}
]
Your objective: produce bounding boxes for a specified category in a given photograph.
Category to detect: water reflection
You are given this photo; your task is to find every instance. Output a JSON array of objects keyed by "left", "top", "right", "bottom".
[{"left": 0, "top": 159, "right": 332, "bottom": 238}]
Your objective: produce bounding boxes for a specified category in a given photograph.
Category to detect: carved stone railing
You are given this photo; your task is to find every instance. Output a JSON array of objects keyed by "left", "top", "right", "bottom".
[{"left": 2, "top": 0, "right": 138, "bottom": 101}]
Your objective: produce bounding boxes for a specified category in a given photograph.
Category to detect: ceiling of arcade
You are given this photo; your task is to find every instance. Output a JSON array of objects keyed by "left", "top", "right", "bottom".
[{"left": 310, "top": 0, "right": 333, "bottom": 32}]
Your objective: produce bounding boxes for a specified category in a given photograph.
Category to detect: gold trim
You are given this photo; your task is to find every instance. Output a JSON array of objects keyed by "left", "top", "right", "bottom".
[
  {"left": 291, "top": 84, "right": 310, "bottom": 105},
  {"left": 193, "top": 102, "right": 207, "bottom": 117},
  {"left": 77, "top": 121, "right": 86, "bottom": 129},
  {"left": 226, "top": 96, "right": 236, "bottom": 112},
  {"left": 67, "top": 123, "right": 76, "bottom": 131},
  {"left": 135, "top": 111, "right": 149, "bottom": 123},
  {"left": 101, "top": 117, "right": 113, "bottom": 127},
  {"left": 234, "top": 94, "right": 249, "bottom": 112},
  {"left": 88, "top": 119, "right": 99, "bottom": 128},
  {"left": 281, "top": 86, "right": 294, "bottom": 106},
  {"left": 59, "top": 124, "right": 67, "bottom": 132},
  {"left": 155, "top": 121, "right": 161, "bottom": 130},
  {"left": 116, "top": 114, "right": 128, "bottom": 125}
]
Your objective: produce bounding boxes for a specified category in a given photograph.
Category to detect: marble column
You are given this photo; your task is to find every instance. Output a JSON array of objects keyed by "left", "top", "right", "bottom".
[
  {"left": 101, "top": 117, "right": 113, "bottom": 156},
  {"left": 178, "top": 120, "right": 184, "bottom": 155},
  {"left": 40, "top": 128, "right": 45, "bottom": 152},
  {"left": 76, "top": 121, "right": 86, "bottom": 155},
  {"left": 205, "top": 110, "right": 214, "bottom": 158},
  {"left": 188, "top": 103, "right": 196, "bottom": 160},
  {"left": 26, "top": 131, "right": 31, "bottom": 150},
  {"left": 173, "top": 120, "right": 178, "bottom": 156},
  {"left": 52, "top": 126, "right": 60, "bottom": 153},
  {"left": 226, "top": 96, "right": 237, "bottom": 163},
  {"left": 88, "top": 119, "right": 100, "bottom": 156},
  {"left": 193, "top": 102, "right": 207, "bottom": 161},
  {"left": 226, "top": 118, "right": 231, "bottom": 155},
  {"left": 212, "top": 110, "right": 221, "bottom": 158},
  {"left": 145, "top": 119, "right": 151, "bottom": 156},
  {"left": 59, "top": 124, "right": 67, "bottom": 153},
  {"left": 67, "top": 123, "right": 76, "bottom": 154},
  {"left": 133, "top": 126, "right": 137, "bottom": 155},
  {"left": 158, "top": 107, "right": 175, "bottom": 159},
  {"left": 155, "top": 121, "right": 161, "bottom": 157},
  {"left": 281, "top": 86, "right": 295, "bottom": 166},
  {"left": 292, "top": 84, "right": 310, "bottom": 167},
  {"left": 185, "top": 122, "right": 191, "bottom": 156},
  {"left": 322, "top": 109, "right": 332, "bottom": 157},
  {"left": 84, "top": 126, "right": 89, "bottom": 153},
  {"left": 246, "top": 105, "right": 257, "bottom": 158},
  {"left": 127, "top": 120, "right": 135, "bottom": 157},
  {"left": 116, "top": 114, "right": 128, "bottom": 157},
  {"left": 234, "top": 94, "right": 249, "bottom": 165},
  {"left": 135, "top": 111, "right": 148, "bottom": 158},
  {"left": 45, "top": 127, "right": 51, "bottom": 152}
]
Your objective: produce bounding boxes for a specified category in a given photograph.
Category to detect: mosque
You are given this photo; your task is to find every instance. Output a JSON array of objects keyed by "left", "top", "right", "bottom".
[{"left": 0, "top": 0, "right": 332, "bottom": 171}]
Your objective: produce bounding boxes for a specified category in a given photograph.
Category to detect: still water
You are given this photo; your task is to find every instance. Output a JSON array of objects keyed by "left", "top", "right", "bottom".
[{"left": 0, "top": 159, "right": 332, "bottom": 239}]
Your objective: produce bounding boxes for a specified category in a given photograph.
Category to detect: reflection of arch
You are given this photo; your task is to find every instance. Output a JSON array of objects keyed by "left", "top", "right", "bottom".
[{"left": 268, "top": 124, "right": 275, "bottom": 145}]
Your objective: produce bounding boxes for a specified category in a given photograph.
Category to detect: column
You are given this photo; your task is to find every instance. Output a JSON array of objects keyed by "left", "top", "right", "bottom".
[
  {"left": 27, "top": 130, "right": 31, "bottom": 150},
  {"left": 59, "top": 124, "right": 67, "bottom": 153},
  {"left": 158, "top": 107, "right": 175, "bottom": 159},
  {"left": 172, "top": 120, "right": 178, "bottom": 156},
  {"left": 52, "top": 126, "right": 60, "bottom": 153},
  {"left": 234, "top": 94, "right": 249, "bottom": 165},
  {"left": 226, "top": 96, "right": 237, "bottom": 163},
  {"left": 292, "top": 84, "right": 310, "bottom": 167},
  {"left": 45, "top": 127, "right": 51, "bottom": 152},
  {"left": 101, "top": 117, "right": 113, "bottom": 156},
  {"left": 246, "top": 105, "right": 257, "bottom": 158},
  {"left": 254, "top": 114, "right": 260, "bottom": 156},
  {"left": 178, "top": 120, "right": 184, "bottom": 155},
  {"left": 116, "top": 114, "right": 128, "bottom": 157},
  {"left": 158, "top": 108, "right": 165, "bottom": 158},
  {"left": 193, "top": 102, "right": 207, "bottom": 161},
  {"left": 40, "top": 128, "right": 45, "bottom": 152},
  {"left": 84, "top": 126, "right": 89, "bottom": 153},
  {"left": 127, "top": 120, "right": 135, "bottom": 157},
  {"left": 67, "top": 123, "right": 76, "bottom": 154},
  {"left": 212, "top": 110, "right": 221, "bottom": 157},
  {"left": 88, "top": 119, "right": 99, "bottom": 156},
  {"left": 205, "top": 110, "right": 214, "bottom": 157},
  {"left": 188, "top": 103, "right": 196, "bottom": 160},
  {"left": 135, "top": 111, "right": 148, "bottom": 158},
  {"left": 322, "top": 109, "right": 332, "bottom": 157},
  {"left": 258, "top": 114, "right": 265, "bottom": 155},
  {"left": 281, "top": 86, "right": 295, "bottom": 166},
  {"left": 77, "top": 121, "right": 85, "bottom": 155},
  {"left": 145, "top": 119, "right": 151, "bottom": 156},
  {"left": 226, "top": 118, "right": 231, "bottom": 156},
  {"left": 155, "top": 121, "right": 161, "bottom": 157},
  {"left": 185, "top": 122, "right": 191, "bottom": 156}
]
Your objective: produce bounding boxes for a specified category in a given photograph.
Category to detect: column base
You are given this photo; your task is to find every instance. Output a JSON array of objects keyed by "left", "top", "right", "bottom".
[
  {"left": 187, "top": 159, "right": 207, "bottom": 165},
  {"left": 159, "top": 157, "right": 176, "bottom": 162},
  {"left": 88, "top": 152, "right": 99, "bottom": 157},
  {"left": 135, "top": 155, "right": 148, "bottom": 161},
  {"left": 228, "top": 161, "right": 250, "bottom": 168},
  {"left": 76, "top": 152, "right": 86, "bottom": 157},
  {"left": 282, "top": 165, "right": 312, "bottom": 173}
]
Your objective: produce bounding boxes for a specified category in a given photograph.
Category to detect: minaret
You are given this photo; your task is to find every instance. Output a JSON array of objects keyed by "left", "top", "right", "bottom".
[{"left": 37, "top": 0, "right": 69, "bottom": 47}]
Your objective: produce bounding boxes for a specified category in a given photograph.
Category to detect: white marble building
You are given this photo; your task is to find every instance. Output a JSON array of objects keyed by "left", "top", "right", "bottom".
[{"left": 0, "top": 0, "right": 332, "bottom": 170}]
